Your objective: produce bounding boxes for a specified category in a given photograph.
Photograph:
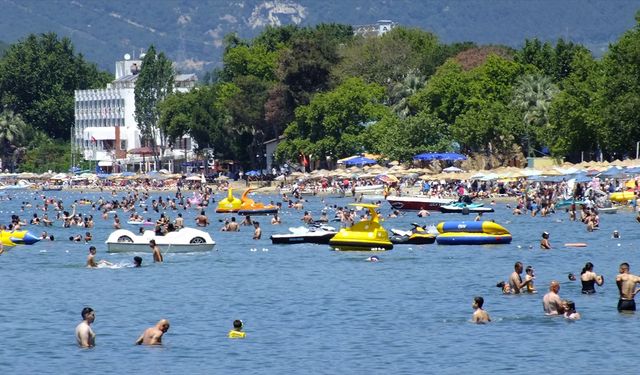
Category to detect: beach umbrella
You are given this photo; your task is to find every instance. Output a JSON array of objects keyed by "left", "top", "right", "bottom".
[
  {"left": 344, "top": 156, "right": 377, "bottom": 166},
  {"left": 185, "top": 175, "right": 202, "bottom": 181},
  {"left": 376, "top": 174, "right": 398, "bottom": 184}
]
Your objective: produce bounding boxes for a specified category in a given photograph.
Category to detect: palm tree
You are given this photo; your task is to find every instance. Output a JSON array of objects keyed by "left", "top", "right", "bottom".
[
  {"left": 0, "top": 109, "right": 26, "bottom": 171},
  {"left": 512, "top": 74, "right": 558, "bottom": 157},
  {"left": 390, "top": 70, "right": 426, "bottom": 118}
]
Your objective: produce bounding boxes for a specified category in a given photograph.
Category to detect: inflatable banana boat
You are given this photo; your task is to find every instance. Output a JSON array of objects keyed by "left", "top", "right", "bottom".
[
  {"left": 0, "top": 230, "right": 41, "bottom": 247},
  {"left": 609, "top": 191, "right": 635, "bottom": 203},
  {"left": 435, "top": 221, "right": 512, "bottom": 245},
  {"left": 329, "top": 203, "right": 393, "bottom": 251}
]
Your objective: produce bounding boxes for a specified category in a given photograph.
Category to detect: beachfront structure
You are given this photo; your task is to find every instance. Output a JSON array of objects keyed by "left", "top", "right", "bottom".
[
  {"left": 353, "top": 20, "right": 397, "bottom": 37},
  {"left": 72, "top": 54, "right": 197, "bottom": 172}
]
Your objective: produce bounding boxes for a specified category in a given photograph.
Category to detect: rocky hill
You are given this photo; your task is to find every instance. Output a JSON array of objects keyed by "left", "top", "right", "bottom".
[{"left": 0, "top": 0, "right": 637, "bottom": 73}]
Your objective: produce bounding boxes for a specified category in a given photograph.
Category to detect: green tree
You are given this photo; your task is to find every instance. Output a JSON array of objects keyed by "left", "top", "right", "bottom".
[
  {"left": 134, "top": 45, "right": 174, "bottom": 167},
  {"left": 596, "top": 12, "right": 640, "bottom": 158},
  {"left": 276, "top": 77, "right": 388, "bottom": 163},
  {"left": 0, "top": 109, "right": 26, "bottom": 171},
  {"left": 547, "top": 50, "right": 603, "bottom": 159},
  {"left": 368, "top": 111, "right": 452, "bottom": 162},
  {"left": 0, "top": 33, "right": 111, "bottom": 139}
]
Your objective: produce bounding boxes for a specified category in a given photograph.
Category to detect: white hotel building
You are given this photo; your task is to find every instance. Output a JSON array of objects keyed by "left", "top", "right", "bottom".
[{"left": 72, "top": 55, "right": 197, "bottom": 172}]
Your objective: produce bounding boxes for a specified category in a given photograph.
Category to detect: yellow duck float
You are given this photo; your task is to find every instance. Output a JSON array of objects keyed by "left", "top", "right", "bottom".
[
  {"left": 238, "top": 188, "right": 278, "bottom": 215},
  {"left": 215, "top": 188, "right": 242, "bottom": 213},
  {"left": 329, "top": 203, "right": 393, "bottom": 251}
]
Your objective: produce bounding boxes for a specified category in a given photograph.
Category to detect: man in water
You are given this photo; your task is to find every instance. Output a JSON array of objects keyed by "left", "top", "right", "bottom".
[
  {"left": 86, "top": 246, "right": 112, "bottom": 268},
  {"left": 615, "top": 262, "right": 640, "bottom": 312},
  {"left": 228, "top": 319, "right": 246, "bottom": 339},
  {"left": 75, "top": 307, "right": 96, "bottom": 348},
  {"left": 150, "top": 240, "right": 163, "bottom": 263},
  {"left": 135, "top": 319, "right": 170, "bottom": 345},
  {"left": 542, "top": 280, "right": 565, "bottom": 315},
  {"left": 252, "top": 221, "right": 261, "bottom": 240},
  {"left": 508, "top": 262, "right": 533, "bottom": 294},
  {"left": 195, "top": 210, "right": 209, "bottom": 227},
  {"left": 471, "top": 296, "right": 491, "bottom": 323},
  {"left": 226, "top": 217, "right": 240, "bottom": 232},
  {"left": 133, "top": 256, "right": 142, "bottom": 267},
  {"left": 540, "top": 231, "right": 551, "bottom": 249}
]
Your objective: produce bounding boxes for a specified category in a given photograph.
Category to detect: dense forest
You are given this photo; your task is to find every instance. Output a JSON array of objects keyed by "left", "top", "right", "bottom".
[{"left": 2, "top": 10, "right": 640, "bottom": 172}]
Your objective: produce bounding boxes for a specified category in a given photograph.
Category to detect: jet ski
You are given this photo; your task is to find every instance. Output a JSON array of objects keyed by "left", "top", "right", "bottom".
[
  {"left": 271, "top": 224, "right": 338, "bottom": 245},
  {"left": 329, "top": 203, "right": 393, "bottom": 251},
  {"left": 389, "top": 223, "right": 436, "bottom": 245},
  {"left": 439, "top": 202, "right": 494, "bottom": 214}
]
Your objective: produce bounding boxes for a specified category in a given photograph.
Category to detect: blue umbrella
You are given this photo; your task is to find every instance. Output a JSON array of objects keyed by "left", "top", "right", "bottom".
[{"left": 344, "top": 156, "right": 377, "bottom": 166}]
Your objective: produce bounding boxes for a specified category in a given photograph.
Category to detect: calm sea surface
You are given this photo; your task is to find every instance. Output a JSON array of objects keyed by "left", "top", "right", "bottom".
[{"left": 0, "top": 189, "right": 638, "bottom": 374}]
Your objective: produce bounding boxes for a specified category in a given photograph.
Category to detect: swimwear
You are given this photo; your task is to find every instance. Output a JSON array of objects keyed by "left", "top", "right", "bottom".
[
  {"left": 581, "top": 279, "right": 596, "bottom": 294},
  {"left": 617, "top": 299, "right": 636, "bottom": 312}
]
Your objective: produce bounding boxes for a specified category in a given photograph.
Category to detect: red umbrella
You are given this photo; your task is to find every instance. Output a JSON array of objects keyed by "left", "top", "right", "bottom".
[{"left": 128, "top": 147, "right": 157, "bottom": 173}]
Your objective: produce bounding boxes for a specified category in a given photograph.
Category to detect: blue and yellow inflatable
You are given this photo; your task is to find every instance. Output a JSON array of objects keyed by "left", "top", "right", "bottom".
[
  {"left": 435, "top": 221, "right": 512, "bottom": 245},
  {"left": 0, "top": 230, "right": 41, "bottom": 247}
]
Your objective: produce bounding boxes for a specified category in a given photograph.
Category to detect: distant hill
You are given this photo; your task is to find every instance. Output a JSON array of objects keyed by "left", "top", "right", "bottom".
[{"left": 0, "top": 0, "right": 637, "bottom": 73}]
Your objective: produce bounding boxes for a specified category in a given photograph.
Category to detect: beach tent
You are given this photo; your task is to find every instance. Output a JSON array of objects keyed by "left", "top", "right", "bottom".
[
  {"left": 413, "top": 152, "right": 467, "bottom": 161},
  {"left": 344, "top": 156, "right": 377, "bottom": 166}
]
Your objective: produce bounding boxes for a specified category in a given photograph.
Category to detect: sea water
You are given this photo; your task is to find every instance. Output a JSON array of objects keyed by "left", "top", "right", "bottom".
[{"left": 0, "top": 190, "right": 638, "bottom": 374}]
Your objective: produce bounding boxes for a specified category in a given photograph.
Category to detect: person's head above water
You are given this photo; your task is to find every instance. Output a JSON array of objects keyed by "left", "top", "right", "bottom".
[
  {"left": 133, "top": 256, "right": 142, "bottom": 267},
  {"left": 473, "top": 296, "right": 484, "bottom": 309},
  {"left": 233, "top": 319, "right": 243, "bottom": 330},
  {"left": 542, "top": 231, "right": 550, "bottom": 239}
]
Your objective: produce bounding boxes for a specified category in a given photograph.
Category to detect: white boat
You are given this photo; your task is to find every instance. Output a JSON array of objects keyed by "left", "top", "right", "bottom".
[
  {"left": 270, "top": 224, "right": 338, "bottom": 245},
  {"left": 354, "top": 184, "right": 385, "bottom": 194},
  {"left": 597, "top": 207, "right": 618, "bottom": 214},
  {"left": 106, "top": 227, "right": 215, "bottom": 253},
  {"left": 0, "top": 180, "right": 33, "bottom": 190}
]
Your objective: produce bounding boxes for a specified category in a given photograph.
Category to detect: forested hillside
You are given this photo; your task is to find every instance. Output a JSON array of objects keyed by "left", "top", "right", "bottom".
[{"left": 0, "top": 0, "right": 636, "bottom": 72}]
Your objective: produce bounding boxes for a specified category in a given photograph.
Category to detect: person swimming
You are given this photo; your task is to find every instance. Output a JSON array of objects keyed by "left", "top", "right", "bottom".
[
  {"left": 366, "top": 255, "right": 380, "bottom": 262},
  {"left": 540, "top": 232, "right": 551, "bottom": 249},
  {"left": 228, "top": 319, "right": 246, "bottom": 339},
  {"left": 612, "top": 230, "right": 620, "bottom": 239}
]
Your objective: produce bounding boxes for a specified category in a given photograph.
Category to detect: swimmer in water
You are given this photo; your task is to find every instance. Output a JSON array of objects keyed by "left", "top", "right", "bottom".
[
  {"left": 540, "top": 232, "right": 551, "bottom": 249},
  {"left": 471, "top": 296, "right": 491, "bottom": 324},
  {"left": 135, "top": 319, "right": 170, "bottom": 345},
  {"left": 75, "top": 307, "right": 96, "bottom": 348},
  {"left": 563, "top": 300, "right": 581, "bottom": 320},
  {"left": 612, "top": 230, "right": 620, "bottom": 239},
  {"left": 133, "top": 256, "right": 142, "bottom": 268},
  {"left": 524, "top": 266, "right": 537, "bottom": 293},
  {"left": 366, "top": 255, "right": 380, "bottom": 262},
  {"left": 615, "top": 262, "right": 640, "bottom": 312},
  {"left": 150, "top": 240, "right": 163, "bottom": 263},
  {"left": 496, "top": 281, "right": 511, "bottom": 294},
  {"left": 228, "top": 319, "right": 246, "bottom": 339},
  {"left": 86, "top": 246, "right": 112, "bottom": 268},
  {"left": 252, "top": 221, "right": 261, "bottom": 240}
]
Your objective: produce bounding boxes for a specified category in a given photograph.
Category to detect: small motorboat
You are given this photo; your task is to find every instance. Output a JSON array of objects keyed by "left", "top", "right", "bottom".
[
  {"left": 435, "top": 221, "right": 512, "bottom": 245},
  {"left": 439, "top": 202, "right": 494, "bottom": 214},
  {"left": 105, "top": 227, "right": 215, "bottom": 253},
  {"left": 0, "top": 230, "right": 41, "bottom": 247},
  {"left": 270, "top": 224, "right": 338, "bottom": 245},
  {"left": 390, "top": 223, "right": 436, "bottom": 245},
  {"left": 237, "top": 188, "right": 278, "bottom": 215},
  {"left": 555, "top": 199, "right": 586, "bottom": 209},
  {"left": 216, "top": 188, "right": 242, "bottom": 213},
  {"left": 386, "top": 195, "right": 456, "bottom": 211},
  {"left": 329, "top": 203, "right": 393, "bottom": 251}
]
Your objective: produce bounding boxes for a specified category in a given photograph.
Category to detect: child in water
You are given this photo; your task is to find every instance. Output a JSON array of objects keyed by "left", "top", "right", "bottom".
[
  {"left": 525, "top": 266, "right": 537, "bottom": 293},
  {"left": 228, "top": 320, "right": 246, "bottom": 339}
]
